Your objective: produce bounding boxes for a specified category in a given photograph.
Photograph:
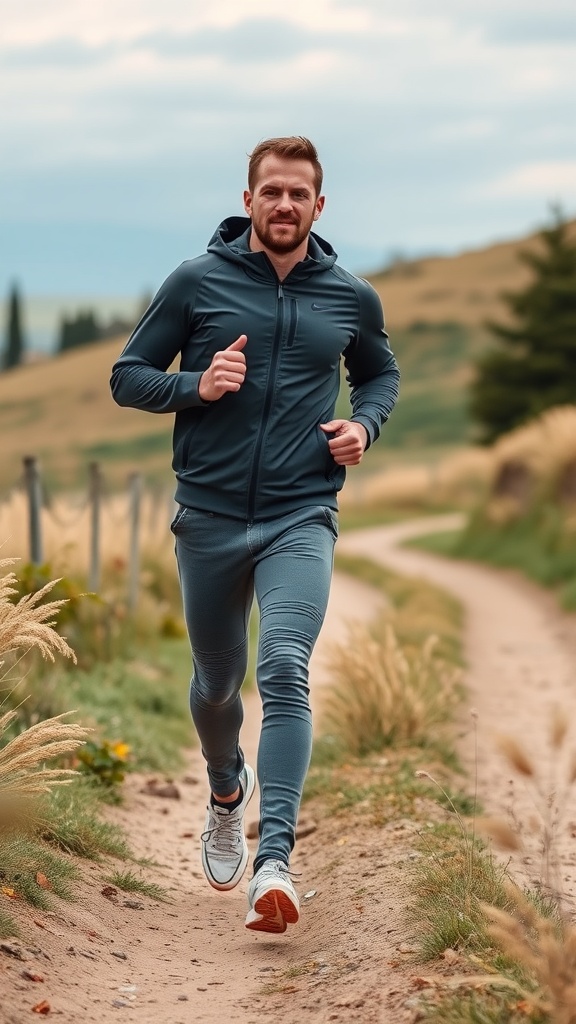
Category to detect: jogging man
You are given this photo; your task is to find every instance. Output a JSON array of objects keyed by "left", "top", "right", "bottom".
[{"left": 111, "top": 136, "right": 399, "bottom": 934}]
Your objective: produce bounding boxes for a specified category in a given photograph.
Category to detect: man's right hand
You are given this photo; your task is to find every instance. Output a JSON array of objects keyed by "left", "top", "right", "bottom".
[{"left": 198, "top": 335, "right": 247, "bottom": 402}]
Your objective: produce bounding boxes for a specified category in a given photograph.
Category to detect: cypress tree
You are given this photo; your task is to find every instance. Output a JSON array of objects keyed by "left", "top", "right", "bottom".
[
  {"left": 470, "top": 209, "right": 576, "bottom": 443},
  {"left": 3, "top": 283, "right": 26, "bottom": 370}
]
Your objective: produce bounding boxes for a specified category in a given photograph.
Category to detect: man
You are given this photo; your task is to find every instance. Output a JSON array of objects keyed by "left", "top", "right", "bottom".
[{"left": 111, "top": 136, "right": 399, "bottom": 934}]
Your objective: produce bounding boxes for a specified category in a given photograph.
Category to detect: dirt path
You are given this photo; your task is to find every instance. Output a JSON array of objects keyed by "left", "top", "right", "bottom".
[{"left": 3, "top": 516, "right": 576, "bottom": 1024}]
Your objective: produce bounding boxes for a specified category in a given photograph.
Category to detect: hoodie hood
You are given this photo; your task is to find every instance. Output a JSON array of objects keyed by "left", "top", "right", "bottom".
[{"left": 206, "top": 216, "right": 337, "bottom": 280}]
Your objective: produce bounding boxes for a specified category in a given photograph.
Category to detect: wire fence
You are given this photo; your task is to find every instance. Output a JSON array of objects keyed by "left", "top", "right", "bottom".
[{"left": 0, "top": 457, "right": 177, "bottom": 610}]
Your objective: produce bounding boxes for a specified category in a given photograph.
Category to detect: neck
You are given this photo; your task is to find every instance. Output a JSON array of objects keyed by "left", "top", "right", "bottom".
[{"left": 248, "top": 229, "right": 309, "bottom": 282}]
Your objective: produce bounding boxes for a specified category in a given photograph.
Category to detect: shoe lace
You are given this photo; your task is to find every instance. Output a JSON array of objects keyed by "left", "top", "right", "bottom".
[
  {"left": 201, "top": 809, "right": 243, "bottom": 856},
  {"left": 258, "top": 860, "right": 301, "bottom": 882}
]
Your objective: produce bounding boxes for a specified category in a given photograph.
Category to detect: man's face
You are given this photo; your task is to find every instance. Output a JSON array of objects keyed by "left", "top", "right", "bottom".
[{"left": 244, "top": 155, "right": 325, "bottom": 255}]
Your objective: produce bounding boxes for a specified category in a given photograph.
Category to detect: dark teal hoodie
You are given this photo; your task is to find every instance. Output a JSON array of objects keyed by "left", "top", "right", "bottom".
[{"left": 110, "top": 217, "right": 399, "bottom": 520}]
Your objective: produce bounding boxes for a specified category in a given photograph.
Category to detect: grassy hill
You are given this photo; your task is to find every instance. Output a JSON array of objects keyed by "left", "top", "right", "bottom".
[
  {"left": 2, "top": 218, "right": 573, "bottom": 493},
  {"left": 0, "top": 338, "right": 172, "bottom": 493},
  {"left": 369, "top": 218, "right": 576, "bottom": 328}
]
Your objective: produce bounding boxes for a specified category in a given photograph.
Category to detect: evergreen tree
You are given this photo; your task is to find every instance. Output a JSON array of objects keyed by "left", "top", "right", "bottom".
[
  {"left": 470, "top": 210, "right": 576, "bottom": 443},
  {"left": 58, "top": 309, "right": 101, "bottom": 352},
  {"left": 2, "top": 282, "right": 26, "bottom": 370}
]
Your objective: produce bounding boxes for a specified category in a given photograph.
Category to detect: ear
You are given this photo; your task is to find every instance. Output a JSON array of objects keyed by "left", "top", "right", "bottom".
[
  {"left": 243, "top": 190, "right": 252, "bottom": 217},
  {"left": 313, "top": 195, "right": 325, "bottom": 222}
]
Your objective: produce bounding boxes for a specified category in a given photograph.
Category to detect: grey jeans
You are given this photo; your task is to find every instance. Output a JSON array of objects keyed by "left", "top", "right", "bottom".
[{"left": 171, "top": 503, "right": 337, "bottom": 873}]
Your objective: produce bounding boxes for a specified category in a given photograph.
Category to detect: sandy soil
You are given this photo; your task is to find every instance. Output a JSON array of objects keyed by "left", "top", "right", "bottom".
[{"left": 3, "top": 515, "right": 576, "bottom": 1024}]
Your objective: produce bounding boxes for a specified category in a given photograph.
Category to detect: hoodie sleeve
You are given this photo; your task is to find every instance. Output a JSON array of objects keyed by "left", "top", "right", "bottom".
[
  {"left": 343, "top": 277, "right": 400, "bottom": 448},
  {"left": 110, "top": 264, "right": 207, "bottom": 413}
]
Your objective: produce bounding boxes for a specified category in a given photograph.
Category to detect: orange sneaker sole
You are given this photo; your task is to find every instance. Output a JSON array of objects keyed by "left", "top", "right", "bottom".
[{"left": 245, "top": 888, "right": 300, "bottom": 934}]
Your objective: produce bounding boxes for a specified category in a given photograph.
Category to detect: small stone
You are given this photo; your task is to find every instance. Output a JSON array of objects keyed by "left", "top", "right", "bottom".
[
  {"left": 177, "top": 995, "right": 189, "bottom": 1001},
  {"left": 442, "top": 948, "right": 459, "bottom": 964},
  {"left": 123, "top": 900, "right": 145, "bottom": 910},
  {"left": 21, "top": 969, "right": 44, "bottom": 982},
  {"left": 0, "top": 942, "right": 27, "bottom": 961},
  {"left": 398, "top": 942, "right": 417, "bottom": 954},
  {"left": 246, "top": 820, "right": 259, "bottom": 840},
  {"left": 111, "top": 951, "right": 128, "bottom": 960},
  {"left": 142, "top": 779, "right": 181, "bottom": 800},
  {"left": 112, "top": 999, "right": 129, "bottom": 1008}
]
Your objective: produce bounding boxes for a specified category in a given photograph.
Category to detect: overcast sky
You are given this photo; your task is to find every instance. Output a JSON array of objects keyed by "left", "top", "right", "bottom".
[{"left": 2, "top": 0, "right": 576, "bottom": 302}]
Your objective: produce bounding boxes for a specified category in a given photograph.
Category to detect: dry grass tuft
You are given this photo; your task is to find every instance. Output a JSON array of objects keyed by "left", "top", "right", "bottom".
[
  {"left": 482, "top": 882, "right": 576, "bottom": 1024},
  {"left": 550, "top": 705, "right": 569, "bottom": 751},
  {"left": 0, "top": 558, "right": 76, "bottom": 664},
  {"left": 323, "top": 620, "right": 461, "bottom": 755},
  {"left": 495, "top": 735, "right": 535, "bottom": 778},
  {"left": 0, "top": 710, "right": 90, "bottom": 801},
  {"left": 476, "top": 816, "right": 522, "bottom": 852}
]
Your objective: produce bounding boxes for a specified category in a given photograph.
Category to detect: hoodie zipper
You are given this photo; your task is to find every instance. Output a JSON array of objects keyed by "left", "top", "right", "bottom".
[{"left": 247, "top": 282, "right": 285, "bottom": 522}]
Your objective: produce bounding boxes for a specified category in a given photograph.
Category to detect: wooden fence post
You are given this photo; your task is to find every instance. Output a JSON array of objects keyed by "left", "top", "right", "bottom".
[
  {"left": 88, "top": 462, "right": 102, "bottom": 592},
  {"left": 23, "top": 456, "right": 43, "bottom": 565},
  {"left": 128, "top": 472, "right": 142, "bottom": 612}
]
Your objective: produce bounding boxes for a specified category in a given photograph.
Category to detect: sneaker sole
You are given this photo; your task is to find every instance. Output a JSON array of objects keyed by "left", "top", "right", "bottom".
[
  {"left": 245, "top": 888, "right": 300, "bottom": 934},
  {"left": 202, "top": 765, "right": 256, "bottom": 892}
]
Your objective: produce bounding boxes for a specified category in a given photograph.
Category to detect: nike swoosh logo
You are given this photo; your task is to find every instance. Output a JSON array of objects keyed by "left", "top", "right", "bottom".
[{"left": 311, "top": 303, "right": 334, "bottom": 311}]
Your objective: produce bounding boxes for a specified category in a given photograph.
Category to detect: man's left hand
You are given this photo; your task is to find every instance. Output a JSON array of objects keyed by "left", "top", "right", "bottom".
[{"left": 319, "top": 420, "right": 368, "bottom": 466}]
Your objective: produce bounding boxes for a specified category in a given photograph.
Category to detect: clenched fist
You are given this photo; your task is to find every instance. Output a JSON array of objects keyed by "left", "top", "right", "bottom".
[
  {"left": 319, "top": 419, "right": 368, "bottom": 466},
  {"left": 199, "top": 335, "right": 247, "bottom": 402}
]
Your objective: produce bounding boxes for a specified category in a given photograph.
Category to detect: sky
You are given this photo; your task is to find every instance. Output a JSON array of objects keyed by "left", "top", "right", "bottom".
[{"left": 2, "top": 0, "right": 576, "bottom": 343}]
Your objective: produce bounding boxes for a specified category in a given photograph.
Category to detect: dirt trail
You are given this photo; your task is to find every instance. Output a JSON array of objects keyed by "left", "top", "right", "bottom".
[{"left": 3, "top": 515, "right": 576, "bottom": 1024}]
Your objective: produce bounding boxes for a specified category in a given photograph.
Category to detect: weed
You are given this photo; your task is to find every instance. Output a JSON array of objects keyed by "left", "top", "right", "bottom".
[
  {"left": 323, "top": 621, "right": 461, "bottom": 757},
  {"left": 40, "top": 780, "right": 130, "bottom": 859},
  {"left": 0, "top": 908, "right": 19, "bottom": 939},
  {"left": 0, "top": 835, "right": 78, "bottom": 908},
  {"left": 77, "top": 738, "right": 131, "bottom": 789},
  {"left": 102, "top": 869, "right": 169, "bottom": 902}
]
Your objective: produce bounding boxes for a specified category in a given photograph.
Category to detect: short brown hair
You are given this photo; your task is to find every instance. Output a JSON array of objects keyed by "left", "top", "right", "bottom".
[{"left": 248, "top": 136, "right": 323, "bottom": 196}]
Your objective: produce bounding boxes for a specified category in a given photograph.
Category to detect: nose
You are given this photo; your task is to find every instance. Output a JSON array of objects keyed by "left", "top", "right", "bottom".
[{"left": 275, "top": 192, "right": 293, "bottom": 213}]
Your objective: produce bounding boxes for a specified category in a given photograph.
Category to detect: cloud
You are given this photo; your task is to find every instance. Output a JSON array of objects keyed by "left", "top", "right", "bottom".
[
  {"left": 476, "top": 160, "right": 576, "bottom": 199},
  {"left": 1, "top": 0, "right": 576, "bottom": 300}
]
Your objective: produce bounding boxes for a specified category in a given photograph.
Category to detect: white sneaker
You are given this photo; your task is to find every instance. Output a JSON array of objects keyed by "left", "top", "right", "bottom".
[
  {"left": 201, "top": 764, "right": 255, "bottom": 891},
  {"left": 245, "top": 859, "right": 300, "bottom": 934}
]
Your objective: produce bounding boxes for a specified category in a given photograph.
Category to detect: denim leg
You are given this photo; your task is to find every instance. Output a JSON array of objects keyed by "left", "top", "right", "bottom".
[
  {"left": 252, "top": 507, "right": 337, "bottom": 871},
  {"left": 173, "top": 507, "right": 253, "bottom": 797}
]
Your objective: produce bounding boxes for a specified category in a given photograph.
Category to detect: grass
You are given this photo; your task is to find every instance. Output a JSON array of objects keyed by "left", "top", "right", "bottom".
[
  {"left": 102, "top": 868, "right": 169, "bottom": 902},
  {"left": 0, "top": 908, "right": 19, "bottom": 939},
  {"left": 82, "top": 431, "right": 171, "bottom": 461},
  {"left": 0, "top": 834, "right": 78, "bottom": 908},
  {"left": 40, "top": 780, "right": 131, "bottom": 859}
]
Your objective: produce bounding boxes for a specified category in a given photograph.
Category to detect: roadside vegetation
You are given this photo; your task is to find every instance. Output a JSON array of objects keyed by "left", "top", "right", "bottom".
[
  {"left": 0, "top": 541, "right": 195, "bottom": 940},
  {"left": 315, "top": 554, "right": 576, "bottom": 1024},
  {"left": 405, "top": 405, "right": 576, "bottom": 612}
]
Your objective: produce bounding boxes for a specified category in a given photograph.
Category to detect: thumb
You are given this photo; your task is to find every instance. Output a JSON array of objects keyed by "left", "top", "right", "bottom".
[
  {"left": 320, "top": 420, "right": 345, "bottom": 432},
  {"left": 226, "top": 334, "right": 248, "bottom": 352}
]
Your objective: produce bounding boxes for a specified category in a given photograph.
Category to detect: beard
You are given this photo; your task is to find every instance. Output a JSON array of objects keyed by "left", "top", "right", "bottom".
[{"left": 251, "top": 214, "right": 314, "bottom": 255}]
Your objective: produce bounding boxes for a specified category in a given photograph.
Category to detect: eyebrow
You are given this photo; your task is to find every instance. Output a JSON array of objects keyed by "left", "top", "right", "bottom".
[{"left": 258, "top": 181, "right": 312, "bottom": 194}]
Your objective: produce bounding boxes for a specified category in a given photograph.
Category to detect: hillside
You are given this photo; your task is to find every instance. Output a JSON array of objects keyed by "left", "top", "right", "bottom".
[
  {"left": 0, "top": 337, "right": 171, "bottom": 492},
  {"left": 370, "top": 217, "right": 576, "bottom": 328}
]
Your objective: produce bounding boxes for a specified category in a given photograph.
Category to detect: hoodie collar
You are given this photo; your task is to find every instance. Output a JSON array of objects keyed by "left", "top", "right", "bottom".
[{"left": 206, "top": 216, "right": 337, "bottom": 280}]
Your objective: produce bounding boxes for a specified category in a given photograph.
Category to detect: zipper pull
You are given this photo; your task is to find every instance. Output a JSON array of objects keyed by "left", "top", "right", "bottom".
[{"left": 278, "top": 283, "right": 284, "bottom": 299}]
